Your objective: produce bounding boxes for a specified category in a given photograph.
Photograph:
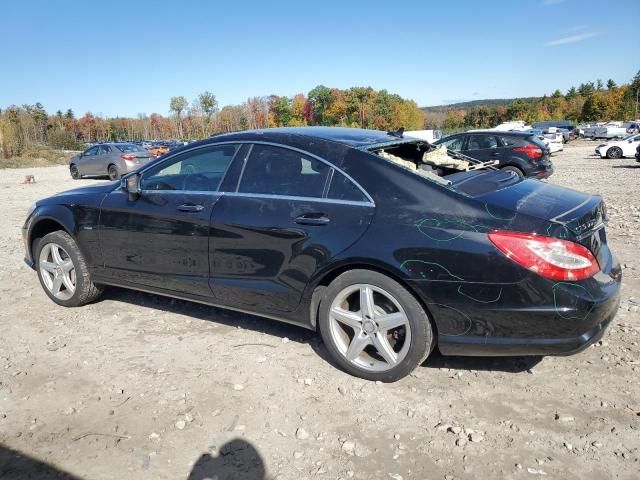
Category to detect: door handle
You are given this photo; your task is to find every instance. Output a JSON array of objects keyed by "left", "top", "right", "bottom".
[
  {"left": 490, "top": 152, "right": 501, "bottom": 156},
  {"left": 295, "top": 213, "right": 330, "bottom": 226},
  {"left": 178, "top": 203, "right": 204, "bottom": 212}
]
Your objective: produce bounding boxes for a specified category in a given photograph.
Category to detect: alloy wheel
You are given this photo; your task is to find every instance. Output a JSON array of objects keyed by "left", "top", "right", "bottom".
[
  {"left": 328, "top": 284, "right": 411, "bottom": 372},
  {"left": 608, "top": 147, "right": 622, "bottom": 159},
  {"left": 39, "top": 242, "right": 76, "bottom": 301}
]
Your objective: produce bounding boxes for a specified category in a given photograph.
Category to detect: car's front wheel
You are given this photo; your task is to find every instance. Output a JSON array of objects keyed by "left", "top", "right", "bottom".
[
  {"left": 318, "top": 269, "right": 433, "bottom": 382},
  {"left": 606, "top": 147, "right": 623, "bottom": 159},
  {"left": 70, "top": 164, "right": 80, "bottom": 179},
  {"left": 35, "top": 231, "right": 103, "bottom": 307}
]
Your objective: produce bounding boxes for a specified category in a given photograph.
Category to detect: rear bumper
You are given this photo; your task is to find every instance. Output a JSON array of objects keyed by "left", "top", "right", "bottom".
[
  {"left": 409, "top": 262, "right": 621, "bottom": 358},
  {"left": 533, "top": 162, "right": 554, "bottom": 179},
  {"left": 437, "top": 304, "right": 617, "bottom": 356}
]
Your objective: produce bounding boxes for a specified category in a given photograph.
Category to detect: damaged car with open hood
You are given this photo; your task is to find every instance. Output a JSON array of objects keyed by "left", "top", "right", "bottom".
[{"left": 22, "top": 127, "right": 621, "bottom": 381}]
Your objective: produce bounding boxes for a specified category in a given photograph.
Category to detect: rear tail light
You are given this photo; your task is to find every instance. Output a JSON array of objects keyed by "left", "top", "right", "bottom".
[
  {"left": 121, "top": 154, "right": 136, "bottom": 162},
  {"left": 488, "top": 231, "right": 599, "bottom": 281},
  {"left": 513, "top": 144, "right": 543, "bottom": 160}
]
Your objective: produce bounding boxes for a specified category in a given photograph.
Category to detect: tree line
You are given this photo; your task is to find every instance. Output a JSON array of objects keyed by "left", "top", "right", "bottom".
[
  {"left": 426, "top": 72, "right": 640, "bottom": 132},
  {"left": 0, "top": 86, "right": 423, "bottom": 158},
  {"left": 2, "top": 73, "right": 639, "bottom": 158}
]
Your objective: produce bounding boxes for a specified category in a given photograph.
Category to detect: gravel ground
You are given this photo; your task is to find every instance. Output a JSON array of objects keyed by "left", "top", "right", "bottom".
[{"left": 0, "top": 140, "right": 638, "bottom": 480}]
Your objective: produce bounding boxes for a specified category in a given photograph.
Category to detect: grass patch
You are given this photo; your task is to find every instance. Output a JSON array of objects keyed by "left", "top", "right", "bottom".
[{"left": 0, "top": 145, "right": 78, "bottom": 169}]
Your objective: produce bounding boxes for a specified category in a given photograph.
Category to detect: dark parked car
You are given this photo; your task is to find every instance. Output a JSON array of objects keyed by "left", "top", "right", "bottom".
[
  {"left": 433, "top": 131, "right": 554, "bottom": 178},
  {"left": 69, "top": 143, "right": 153, "bottom": 180},
  {"left": 23, "top": 127, "right": 620, "bottom": 381}
]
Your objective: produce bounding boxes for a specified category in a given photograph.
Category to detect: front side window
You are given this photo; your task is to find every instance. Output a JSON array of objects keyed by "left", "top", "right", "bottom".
[
  {"left": 83, "top": 146, "right": 99, "bottom": 156},
  {"left": 142, "top": 144, "right": 239, "bottom": 191},
  {"left": 439, "top": 136, "right": 464, "bottom": 152},
  {"left": 98, "top": 145, "right": 111, "bottom": 154},
  {"left": 238, "top": 145, "right": 330, "bottom": 198}
]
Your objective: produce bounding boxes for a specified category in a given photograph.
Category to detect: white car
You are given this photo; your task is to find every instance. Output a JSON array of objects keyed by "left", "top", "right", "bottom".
[
  {"left": 595, "top": 133, "right": 640, "bottom": 159},
  {"left": 543, "top": 128, "right": 564, "bottom": 153}
]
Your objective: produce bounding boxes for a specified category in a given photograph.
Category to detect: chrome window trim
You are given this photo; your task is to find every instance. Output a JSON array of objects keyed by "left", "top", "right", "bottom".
[
  {"left": 234, "top": 141, "right": 375, "bottom": 206},
  {"left": 222, "top": 191, "right": 374, "bottom": 208},
  {"left": 234, "top": 144, "right": 254, "bottom": 193},
  {"left": 140, "top": 190, "right": 223, "bottom": 196},
  {"left": 132, "top": 139, "right": 374, "bottom": 206}
]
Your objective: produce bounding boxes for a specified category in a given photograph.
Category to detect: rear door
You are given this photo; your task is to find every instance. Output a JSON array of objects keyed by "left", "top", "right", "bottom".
[
  {"left": 98, "top": 143, "right": 241, "bottom": 296},
  {"left": 93, "top": 145, "right": 112, "bottom": 175},
  {"left": 209, "top": 143, "right": 375, "bottom": 314},
  {"left": 464, "top": 134, "right": 502, "bottom": 162}
]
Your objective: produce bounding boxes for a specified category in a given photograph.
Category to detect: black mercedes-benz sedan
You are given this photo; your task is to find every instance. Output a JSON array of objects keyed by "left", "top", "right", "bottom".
[{"left": 23, "top": 127, "right": 621, "bottom": 381}]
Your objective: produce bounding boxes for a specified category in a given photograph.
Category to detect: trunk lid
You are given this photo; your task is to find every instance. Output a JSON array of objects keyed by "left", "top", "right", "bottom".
[{"left": 473, "top": 175, "right": 608, "bottom": 264}]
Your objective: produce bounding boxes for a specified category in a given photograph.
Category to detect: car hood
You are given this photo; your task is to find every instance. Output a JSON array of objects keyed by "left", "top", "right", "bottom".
[{"left": 37, "top": 182, "right": 118, "bottom": 205}]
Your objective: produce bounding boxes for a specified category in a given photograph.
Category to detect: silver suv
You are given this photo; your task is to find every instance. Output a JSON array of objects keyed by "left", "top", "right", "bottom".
[{"left": 69, "top": 143, "right": 153, "bottom": 180}]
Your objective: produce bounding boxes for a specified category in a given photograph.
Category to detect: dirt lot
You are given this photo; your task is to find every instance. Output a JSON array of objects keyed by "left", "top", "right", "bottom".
[{"left": 0, "top": 141, "right": 638, "bottom": 480}]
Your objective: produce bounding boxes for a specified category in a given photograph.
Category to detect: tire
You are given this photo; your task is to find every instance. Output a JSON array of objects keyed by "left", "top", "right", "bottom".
[
  {"left": 501, "top": 165, "right": 524, "bottom": 177},
  {"left": 70, "top": 164, "right": 80, "bottom": 179},
  {"left": 35, "top": 231, "right": 103, "bottom": 307},
  {"left": 606, "top": 147, "right": 623, "bottom": 159},
  {"left": 108, "top": 164, "right": 120, "bottom": 181},
  {"left": 318, "top": 269, "right": 433, "bottom": 382}
]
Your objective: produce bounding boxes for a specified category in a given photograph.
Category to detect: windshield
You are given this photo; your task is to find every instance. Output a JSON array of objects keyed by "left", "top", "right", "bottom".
[{"left": 116, "top": 144, "right": 146, "bottom": 153}]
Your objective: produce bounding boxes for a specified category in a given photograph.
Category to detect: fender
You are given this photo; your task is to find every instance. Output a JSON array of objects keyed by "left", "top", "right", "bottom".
[{"left": 26, "top": 204, "right": 102, "bottom": 268}]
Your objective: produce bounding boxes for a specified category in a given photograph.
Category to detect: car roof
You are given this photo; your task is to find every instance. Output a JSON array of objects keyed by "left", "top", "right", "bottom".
[
  {"left": 213, "top": 126, "right": 410, "bottom": 148},
  {"left": 443, "top": 130, "right": 533, "bottom": 137}
]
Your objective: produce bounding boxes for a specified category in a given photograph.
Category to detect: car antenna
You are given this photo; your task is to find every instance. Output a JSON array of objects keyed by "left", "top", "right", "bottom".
[{"left": 387, "top": 127, "right": 404, "bottom": 138}]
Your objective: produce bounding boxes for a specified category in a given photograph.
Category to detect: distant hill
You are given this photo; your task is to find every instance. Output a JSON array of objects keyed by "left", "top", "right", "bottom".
[{"left": 422, "top": 97, "right": 541, "bottom": 113}]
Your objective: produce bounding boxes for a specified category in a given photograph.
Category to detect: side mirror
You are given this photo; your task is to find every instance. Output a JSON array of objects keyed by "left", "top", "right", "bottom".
[{"left": 121, "top": 173, "right": 141, "bottom": 201}]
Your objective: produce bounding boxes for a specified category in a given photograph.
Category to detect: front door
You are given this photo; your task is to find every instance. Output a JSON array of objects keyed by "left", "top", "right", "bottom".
[
  {"left": 76, "top": 146, "right": 99, "bottom": 176},
  {"left": 98, "top": 143, "right": 241, "bottom": 296},
  {"left": 209, "top": 143, "right": 375, "bottom": 314}
]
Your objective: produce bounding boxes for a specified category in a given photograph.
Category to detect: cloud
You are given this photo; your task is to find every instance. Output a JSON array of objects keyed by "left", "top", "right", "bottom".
[
  {"left": 544, "top": 31, "right": 600, "bottom": 46},
  {"left": 541, "top": 0, "right": 567, "bottom": 5}
]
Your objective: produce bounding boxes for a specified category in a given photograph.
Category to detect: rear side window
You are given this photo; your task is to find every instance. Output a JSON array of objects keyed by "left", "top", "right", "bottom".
[
  {"left": 116, "top": 144, "right": 146, "bottom": 153},
  {"left": 467, "top": 135, "right": 498, "bottom": 150},
  {"left": 498, "top": 136, "right": 529, "bottom": 147},
  {"left": 238, "top": 145, "right": 330, "bottom": 198},
  {"left": 327, "top": 171, "right": 368, "bottom": 202}
]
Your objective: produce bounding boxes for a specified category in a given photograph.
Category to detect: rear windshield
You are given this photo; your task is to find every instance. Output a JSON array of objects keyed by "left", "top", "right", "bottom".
[
  {"left": 528, "top": 135, "right": 548, "bottom": 149},
  {"left": 115, "top": 144, "right": 146, "bottom": 153}
]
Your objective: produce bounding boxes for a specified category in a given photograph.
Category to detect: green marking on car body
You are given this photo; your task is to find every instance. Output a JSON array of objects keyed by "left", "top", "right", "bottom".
[
  {"left": 552, "top": 282, "right": 595, "bottom": 320},
  {"left": 400, "top": 259, "right": 464, "bottom": 281},
  {"left": 457, "top": 285, "right": 502, "bottom": 303},
  {"left": 484, "top": 203, "right": 517, "bottom": 221}
]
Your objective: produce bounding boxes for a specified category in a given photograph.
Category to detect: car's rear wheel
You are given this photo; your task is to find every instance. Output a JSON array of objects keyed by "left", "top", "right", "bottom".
[
  {"left": 70, "top": 164, "right": 80, "bottom": 179},
  {"left": 108, "top": 164, "right": 120, "bottom": 180},
  {"left": 35, "top": 231, "right": 103, "bottom": 307},
  {"left": 501, "top": 165, "right": 524, "bottom": 177},
  {"left": 606, "top": 147, "right": 623, "bottom": 159},
  {"left": 318, "top": 269, "right": 433, "bottom": 382}
]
